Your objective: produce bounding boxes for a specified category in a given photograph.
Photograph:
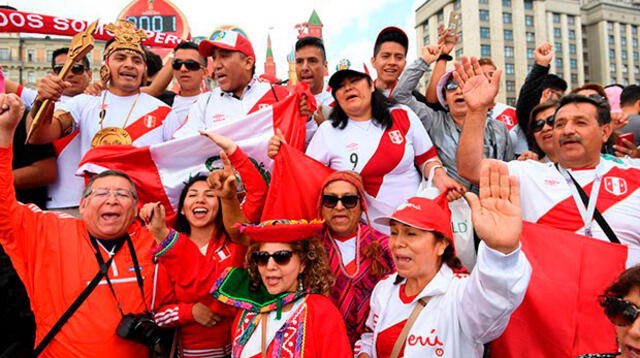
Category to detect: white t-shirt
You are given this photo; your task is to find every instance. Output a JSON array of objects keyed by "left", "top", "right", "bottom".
[
  {"left": 172, "top": 78, "right": 290, "bottom": 138},
  {"left": 162, "top": 93, "right": 200, "bottom": 140},
  {"left": 306, "top": 105, "right": 437, "bottom": 233},
  {"left": 507, "top": 156, "right": 640, "bottom": 267},
  {"left": 334, "top": 236, "right": 357, "bottom": 266}
]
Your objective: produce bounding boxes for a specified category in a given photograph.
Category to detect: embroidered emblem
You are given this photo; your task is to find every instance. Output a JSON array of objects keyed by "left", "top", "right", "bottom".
[
  {"left": 388, "top": 130, "right": 404, "bottom": 144},
  {"left": 258, "top": 103, "right": 272, "bottom": 110},
  {"left": 604, "top": 177, "right": 628, "bottom": 196},
  {"left": 212, "top": 113, "right": 225, "bottom": 123},
  {"left": 144, "top": 115, "right": 156, "bottom": 128},
  {"left": 498, "top": 114, "right": 514, "bottom": 126},
  {"left": 346, "top": 143, "right": 359, "bottom": 152}
]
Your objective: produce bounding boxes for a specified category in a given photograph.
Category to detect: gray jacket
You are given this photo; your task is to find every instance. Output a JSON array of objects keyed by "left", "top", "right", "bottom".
[{"left": 394, "top": 58, "right": 514, "bottom": 192}]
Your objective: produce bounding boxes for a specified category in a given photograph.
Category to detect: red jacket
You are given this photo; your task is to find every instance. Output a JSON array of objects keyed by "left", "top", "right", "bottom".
[{"left": 0, "top": 146, "right": 172, "bottom": 358}]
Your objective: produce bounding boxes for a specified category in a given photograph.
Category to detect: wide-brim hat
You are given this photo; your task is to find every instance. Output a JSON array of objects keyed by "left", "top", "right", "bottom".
[{"left": 436, "top": 68, "right": 457, "bottom": 110}]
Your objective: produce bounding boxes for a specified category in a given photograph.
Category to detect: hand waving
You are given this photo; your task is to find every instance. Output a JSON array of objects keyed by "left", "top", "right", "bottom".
[
  {"left": 207, "top": 151, "right": 238, "bottom": 200},
  {"left": 452, "top": 56, "right": 502, "bottom": 112},
  {"left": 421, "top": 44, "right": 442, "bottom": 65},
  {"left": 437, "top": 23, "right": 458, "bottom": 55},
  {"left": 465, "top": 161, "right": 521, "bottom": 254}
]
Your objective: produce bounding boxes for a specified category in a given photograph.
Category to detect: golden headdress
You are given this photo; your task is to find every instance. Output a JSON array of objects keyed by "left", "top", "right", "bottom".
[{"left": 103, "top": 19, "right": 148, "bottom": 59}]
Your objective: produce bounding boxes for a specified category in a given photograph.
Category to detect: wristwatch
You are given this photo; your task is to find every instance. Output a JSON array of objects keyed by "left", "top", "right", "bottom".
[{"left": 437, "top": 54, "right": 453, "bottom": 62}]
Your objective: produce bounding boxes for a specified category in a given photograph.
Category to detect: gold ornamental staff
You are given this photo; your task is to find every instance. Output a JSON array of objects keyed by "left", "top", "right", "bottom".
[{"left": 26, "top": 20, "right": 99, "bottom": 143}]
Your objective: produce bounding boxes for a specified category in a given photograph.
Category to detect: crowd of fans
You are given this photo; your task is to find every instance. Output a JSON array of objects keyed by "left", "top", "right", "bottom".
[{"left": 0, "top": 16, "right": 639, "bottom": 358}]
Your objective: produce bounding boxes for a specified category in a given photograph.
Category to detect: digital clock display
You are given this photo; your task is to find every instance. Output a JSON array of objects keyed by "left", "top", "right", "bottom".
[{"left": 126, "top": 15, "right": 176, "bottom": 33}]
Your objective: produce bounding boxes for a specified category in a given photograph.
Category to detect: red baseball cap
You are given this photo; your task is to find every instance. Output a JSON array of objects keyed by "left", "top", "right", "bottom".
[
  {"left": 235, "top": 219, "right": 324, "bottom": 243},
  {"left": 374, "top": 194, "right": 453, "bottom": 242},
  {"left": 199, "top": 30, "right": 256, "bottom": 60}
]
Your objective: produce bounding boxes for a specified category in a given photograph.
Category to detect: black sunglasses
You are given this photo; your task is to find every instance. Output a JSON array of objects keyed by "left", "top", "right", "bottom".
[
  {"left": 601, "top": 296, "right": 639, "bottom": 327},
  {"left": 587, "top": 94, "right": 606, "bottom": 103},
  {"left": 53, "top": 63, "right": 86, "bottom": 75},
  {"left": 532, "top": 115, "right": 555, "bottom": 133},
  {"left": 172, "top": 59, "right": 203, "bottom": 71},
  {"left": 252, "top": 250, "right": 294, "bottom": 266},
  {"left": 321, "top": 194, "right": 360, "bottom": 209}
]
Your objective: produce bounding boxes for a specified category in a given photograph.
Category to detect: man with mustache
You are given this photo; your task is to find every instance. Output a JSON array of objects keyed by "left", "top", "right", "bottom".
[{"left": 456, "top": 56, "right": 640, "bottom": 268}]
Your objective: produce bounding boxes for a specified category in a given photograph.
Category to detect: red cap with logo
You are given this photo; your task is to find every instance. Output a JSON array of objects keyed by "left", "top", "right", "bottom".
[
  {"left": 374, "top": 193, "right": 453, "bottom": 244},
  {"left": 199, "top": 30, "right": 256, "bottom": 60}
]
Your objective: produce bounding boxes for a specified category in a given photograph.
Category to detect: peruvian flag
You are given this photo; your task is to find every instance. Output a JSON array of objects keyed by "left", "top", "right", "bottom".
[
  {"left": 77, "top": 84, "right": 315, "bottom": 222},
  {"left": 492, "top": 222, "right": 627, "bottom": 357}
]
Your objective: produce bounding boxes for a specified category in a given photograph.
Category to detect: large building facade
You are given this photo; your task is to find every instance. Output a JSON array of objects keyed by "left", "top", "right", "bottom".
[{"left": 415, "top": 0, "right": 640, "bottom": 105}]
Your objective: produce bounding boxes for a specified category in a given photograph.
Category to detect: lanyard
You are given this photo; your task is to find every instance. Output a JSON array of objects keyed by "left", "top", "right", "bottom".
[{"left": 556, "top": 162, "right": 604, "bottom": 237}]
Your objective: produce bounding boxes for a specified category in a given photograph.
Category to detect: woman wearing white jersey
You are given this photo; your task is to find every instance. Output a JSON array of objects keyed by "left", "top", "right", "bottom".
[
  {"left": 269, "top": 65, "right": 464, "bottom": 232},
  {"left": 354, "top": 162, "right": 532, "bottom": 358}
]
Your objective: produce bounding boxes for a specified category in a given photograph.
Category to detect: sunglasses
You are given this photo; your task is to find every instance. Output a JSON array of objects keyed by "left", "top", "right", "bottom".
[
  {"left": 52, "top": 64, "right": 87, "bottom": 75},
  {"left": 252, "top": 250, "right": 294, "bottom": 266},
  {"left": 601, "top": 296, "right": 639, "bottom": 327},
  {"left": 445, "top": 81, "right": 459, "bottom": 91},
  {"left": 172, "top": 59, "right": 203, "bottom": 71},
  {"left": 532, "top": 115, "right": 555, "bottom": 133},
  {"left": 587, "top": 94, "right": 606, "bottom": 103},
  {"left": 321, "top": 194, "right": 359, "bottom": 209}
]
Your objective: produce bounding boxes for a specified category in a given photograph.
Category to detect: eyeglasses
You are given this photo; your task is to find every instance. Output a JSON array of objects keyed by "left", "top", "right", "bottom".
[
  {"left": 532, "top": 115, "right": 555, "bottom": 133},
  {"left": 252, "top": 250, "right": 294, "bottom": 266},
  {"left": 601, "top": 296, "right": 639, "bottom": 327},
  {"left": 445, "top": 81, "right": 459, "bottom": 92},
  {"left": 172, "top": 59, "right": 203, "bottom": 71},
  {"left": 87, "top": 188, "right": 135, "bottom": 200},
  {"left": 52, "top": 64, "right": 87, "bottom": 75},
  {"left": 321, "top": 194, "right": 360, "bottom": 209}
]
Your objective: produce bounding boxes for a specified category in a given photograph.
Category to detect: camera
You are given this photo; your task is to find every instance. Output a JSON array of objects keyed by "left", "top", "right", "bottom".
[{"left": 116, "top": 313, "right": 162, "bottom": 347}]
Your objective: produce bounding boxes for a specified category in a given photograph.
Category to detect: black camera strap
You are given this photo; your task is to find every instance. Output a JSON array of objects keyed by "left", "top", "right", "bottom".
[{"left": 33, "top": 242, "right": 120, "bottom": 357}]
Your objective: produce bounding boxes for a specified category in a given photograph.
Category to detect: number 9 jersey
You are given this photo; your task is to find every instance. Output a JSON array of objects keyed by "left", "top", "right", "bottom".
[{"left": 306, "top": 105, "right": 437, "bottom": 233}]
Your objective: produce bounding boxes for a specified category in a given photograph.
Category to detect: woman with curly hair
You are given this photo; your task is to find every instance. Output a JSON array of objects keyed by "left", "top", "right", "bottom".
[
  {"left": 317, "top": 171, "right": 394, "bottom": 345},
  {"left": 211, "top": 221, "right": 353, "bottom": 358}
]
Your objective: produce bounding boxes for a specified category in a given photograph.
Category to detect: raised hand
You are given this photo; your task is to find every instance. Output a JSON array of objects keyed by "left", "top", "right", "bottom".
[
  {"left": 465, "top": 161, "right": 522, "bottom": 254},
  {"left": 199, "top": 130, "right": 238, "bottom": 155},
  {"left": 0, "top": 94, "right": 24, "bottom": 146},
  {"left": 207, "top": 151, "right": 238, "bottom": 200},
  {"left": 37, "top": 74, "right": 69, "bottom": 102},
  {"left": 421, "top": 44, "right": 443, "bottom": 65},
  {"left": 610, "top": 112, "right": 629, "bottom": 130},
  {"left": 534, "top": 42, "right": 553, "bottom": 67},
  {"left": 437, "top": 23, "right": 458, "bottom": 55},
  {"left": 299, "top": 94, "right": 312, "bottom": 118},
  {"left": 84, "top": 81, "right": 106, "bottom": 96},
  {"left": 267, "top": 128, "right": 287, "bottom": 159},
  {"left": 452, "top": 56, "right": 502, "bottom": 112},
  {"left": 140, "top": 202, "right": 169, "bottom": 242}
]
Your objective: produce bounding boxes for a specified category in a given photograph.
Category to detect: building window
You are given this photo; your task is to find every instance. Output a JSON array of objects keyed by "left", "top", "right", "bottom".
[
  {"left": 633, "top": 25, "right": 638, "bottom": 35},
  {"left": 622, "top": 37, "right": 627, "bottom": 47},
  {"left": 568, "top": 16, "right": 575, "bottom": 26},
  {"left": 506, "top": 80, "right": 516, "bottom": 92},
  {"left": 504, "top": 29, "right": 513, "bottom": 41},
  {"left": 437, "top": 11, "right": 444, "bottom": 22},
  {"left": 525, "top": 15, "right": 534, "bottom": 27},
  {"left": 557, "top": 72, "right": 564, "bottom": 79},
  {"left": 553, "top": 13, "right": 560, "bottom": 23},
  {"left": 455, "top": 48, "right": 463, "bottom": 59},
  {"left": 634, "top": 52, "right": 639, "bottom": 61},
  {"left": 609, "top": 49, "right": 615, "bottom": 59},
  {"left": 571, "top": 73, "right": 578, "bottom": 84},
  {"left": 620, "top": 24, "right": 626, "bottom": 32},
  {"left": 480, "top": 27, "right": 490, "bottom": 38},
  {"left": 570, "top": 59, "right": 577, "bottom": 69},
  {"left": 505, "top": 63, "right": 515, "bottom": 74},
  {"left": 633, "top": 38, "right": 638, "bottom": 48},
  {"left": 27, "top": 71, "right": 35, "bottom": 83},
  {"left": 568, "top": 30, "right": 576, "bottom": 40},
  {"left": 46, "top": 50, "right": 54, "bottom": 63},
  {"left": 524, "top": 0, "right": 533, "bottom": 10},
  {"left": 505, "top": 46, "right": 514, "bottom": 58},
  {"left": 454, "top": 0, "right": 461, "bottom": 9},
  {"left": 507, "top": 97, "right": 516, "bottom": 106},
  {"left": 555, "top": 58, "right": 563, "bottom": 68},
  {"left": 609, "top": 35, "right": 614, "bottom": 45},
  {"left": 554, "top": 28, "right": 561, "bottom": 38},
  {"left": 479, "top": 10, "right": 490, "bottom": 21},
  {"left": 481, "top": 44, "right": 491, "bottom": 57},
  {"left": 526, "top": 32, "right": 535, "bottom": 42},
  {"left": 623, "top": 65, "right": 628, "bottom": 73},
  {"left": 569, "top": 44, "right": 576, "bottom": 54},
  {"left": 622, "top": 51, "right": 628, "bottom": 60},
  {"left": 607, "top": 22, "right": 614, "bottom": 31},
  {"left": 610, "top": 64, "right": 616, "bottom": 72},
  {"left": 554, "top": 42, "right": 562, "bottom": 53},
  {"left": 503, "top": 12, "right": 512, "bottom": 24},
  {"left": 502, "top": 0, "right": 511, "bottom": 7},
  {"left": 0, "top": 48, "right": 9, "bottom": 61},
  {"left": 27, "top": 49, "right": 35, "bottom": 62},
  {"left": 527, "top": 48, "right": 534, "bottom": 59},
  {"left": 528, "top": 64, "right": 533, "bottom": 72},
  {"left": 479, "top": 0, "right": 488, "bottom": 3}
]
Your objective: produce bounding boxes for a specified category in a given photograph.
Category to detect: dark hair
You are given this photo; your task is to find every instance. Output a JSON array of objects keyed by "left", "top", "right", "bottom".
[
  {"left": 478, "top": 58, "right": 496, "bottom": 69},
  {"left": 542, "top": 74, "right": 568, "bottom": 92},
  {"left": 620, "top": 84, "right": 640, "bottom": 107},
  {"left": 555, "top": 94, "right": 611, "bottom": 126},
  {"left": 601, "top": 265, "right": 640, "bottom": 299},
  {"left": 145, "top": 50, "right": 163, "bottom": 78},
  {"left": 373, "top": 30, "right": 408, "bottom": 57},
  {"left": 527, "top": 100, "right": 559, "bottom": 156},
  {"left": 295, "top": 37, "right": 326, "bottom": 61},
  {"left": 51, "top": 47, "right": 90, "bottom": 69},
  {"left": 571, "top": 82, "right": 608, "bottom": 100},
  {"left": 174, "top": 41, "right": 207, "bottom": 66},
  {"left": 82, "top": 170, "right": 138, "bottom": 200},
  {"left": 174, "top": 174, "right": 224, "bottom": 235},
  {"left": 330, "top": 77, "right": 395, "bottom": 130},
  {"left": 246, "top": 238, "right": 335, "bottom": 295}
]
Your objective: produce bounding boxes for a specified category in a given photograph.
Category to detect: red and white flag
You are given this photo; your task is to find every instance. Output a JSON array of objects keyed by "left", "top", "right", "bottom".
[{"left": 77, "top": 84, "right": 314, "bottom": 222}]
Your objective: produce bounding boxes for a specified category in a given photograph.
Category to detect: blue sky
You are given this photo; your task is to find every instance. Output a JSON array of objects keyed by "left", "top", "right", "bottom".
[{"left": 10, "top": 0, "right": 421, "bottom": 79}]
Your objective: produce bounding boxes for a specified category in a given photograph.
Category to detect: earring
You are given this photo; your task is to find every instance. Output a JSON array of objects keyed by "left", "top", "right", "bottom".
[
  {"left": 298, "top": 278, "right": 303, "bottom": 291},
  {"left": 99, "top": 65, "right": 111, "bottom": 83}
]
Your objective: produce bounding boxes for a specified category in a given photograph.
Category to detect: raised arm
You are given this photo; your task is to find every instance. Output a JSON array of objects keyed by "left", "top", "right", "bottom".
[
  {"left": 515, "top": 42, "right": 553, "bottom": 131},
  {"left": 454, "top": 57, "right": 503, "bottom": 184},
  {"left": 425, "top": 24, "right": 458, "bottom": 104},
  {"left": 142, "top": 59, "right": 174, "bottom": 97},
  {"left": 394, "top": 45, "right": 441, "bottom": 125},
  {"left": 25, "top": 74, "right": 72, "bottom": 144}
]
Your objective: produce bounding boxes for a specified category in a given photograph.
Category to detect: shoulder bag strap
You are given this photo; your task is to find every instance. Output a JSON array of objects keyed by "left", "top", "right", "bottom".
[{"left": 390, "top": 297, "right": 431, "bottom": 358}]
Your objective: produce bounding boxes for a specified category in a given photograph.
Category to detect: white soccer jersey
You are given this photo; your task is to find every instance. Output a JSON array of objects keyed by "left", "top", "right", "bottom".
[
  {"left": 306, "top": 105, "right": 436, "bottom": 233},
  {"left": 162, "top": 93, "right": 200, "bottom": 140},
  {"left": 507, "top": 156, "right": 640, "bottom": 267},
  {"left": 172, "top": 78, "right": 290, "bottom": 138},
  {"left": 355, "top": 243, "right": 531, "bottom": 358},
  {"left": 490, "top": 102, "right": 528, "bottom": 155},
  {"left": 18, "top": 85, "right": 70, "bottom": 111}
]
